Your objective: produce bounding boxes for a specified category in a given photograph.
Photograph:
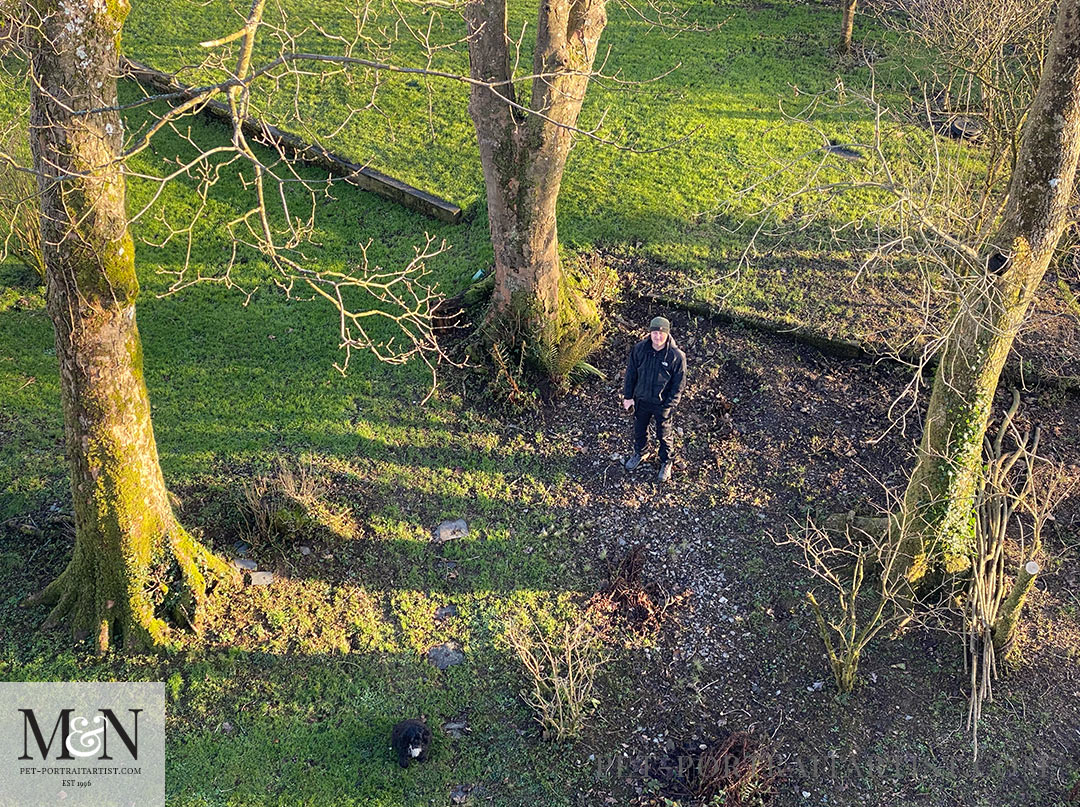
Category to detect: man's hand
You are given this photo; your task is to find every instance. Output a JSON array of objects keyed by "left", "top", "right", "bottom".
[{"left": 623, "top": 399, "right": 634, "bottom": 411}]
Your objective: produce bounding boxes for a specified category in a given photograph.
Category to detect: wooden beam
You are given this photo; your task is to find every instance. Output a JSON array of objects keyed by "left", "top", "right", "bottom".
[{"left": 122, "top": 58, "right": 463, "bottom": 224}]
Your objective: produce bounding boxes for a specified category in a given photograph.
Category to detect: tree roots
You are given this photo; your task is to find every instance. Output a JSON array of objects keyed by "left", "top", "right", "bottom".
[{"left": 26, "top": 525, "right": 237, "bottom": 654}]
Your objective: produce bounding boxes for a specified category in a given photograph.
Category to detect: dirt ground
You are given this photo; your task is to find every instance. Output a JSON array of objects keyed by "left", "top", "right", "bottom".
[
  {"left": 530, "top": 297, "right": 1080, "bottom": 806},
  {"left": 616, "top": 246, "right": 1080, "bottom": 387},
  {"left": 4, "top": 289, "right": 1077, "bottom": 807}
]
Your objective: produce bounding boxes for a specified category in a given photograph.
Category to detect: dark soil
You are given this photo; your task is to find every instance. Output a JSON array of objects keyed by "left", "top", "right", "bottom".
[
  {"left": 4, "top": 288, "right": 1077, "bottom": 807},
  {"left": 535, "top": 296, "right": 1080, "bottom": 807},
  {"left": 615, "top": 248, "right": 1080, "bottom": 385}
]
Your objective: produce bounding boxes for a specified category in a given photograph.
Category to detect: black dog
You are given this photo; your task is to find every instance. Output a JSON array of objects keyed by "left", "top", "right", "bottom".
[{"left": 390, "top": 719, "right": 431, "bottom": 768}]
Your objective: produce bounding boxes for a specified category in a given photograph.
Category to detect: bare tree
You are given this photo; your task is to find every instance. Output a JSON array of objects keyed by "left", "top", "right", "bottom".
[
  {"left": 838, "top": 0, "right": 858, "bottom": 55},
  {"left": 782, "top": 494, "right": 952, "bottom": 694},
  {"left": 889, "top": 0, "right": 1054, "bottom": 186},
  {"left": 895, "top": 0, "right": 1080, "bottom": 583},
  {"left": 117, "top": 0, "right": 672, "bottom": 332},
  {"left": 965, "top": 390, "right": 1075, "bottom": 762},
  {"left": 8, "top": 0, "right": 696, "bottom": 650},
  {"left": 22, "top": 0, "right": 236, "bottom": 651},
  {"left": 789, "top": 515, "right": 910, "bottom": 693},
  {"left": 11, "top": 0, "right": 453, "bottom": 651},
  {"left": 122, "top": 0, "right": 691, "bottom": 352},
  {"left": 721, "top": 0, "right": 1074, "bottom": 585},
  {"left": 0, "top": 125, "right": 42, "bottom": 276},
  {"left": 0, "top": 2, "right": 41, "bottom": 276},
  {"left": 464, "top": 0, "right": 608, "bottom": 321}
]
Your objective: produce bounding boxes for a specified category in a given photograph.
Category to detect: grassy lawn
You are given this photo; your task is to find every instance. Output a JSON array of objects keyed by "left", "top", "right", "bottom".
[
  {"left": 118, "top": 0, "right": 1079, "bottom": 373},
  {"left": 3, "top": 0, "right": 898, "bottom": 521},
  {"left": 1, "top": 128, "right": 589, "bottom": 801},
  {"left": 0, "top": 56, "right": 599, "bottom": 804},
  {"left": 117, "top": 0, "right": 923, "bottom": 328},
  {"left": 2, "top": 1, "right": 1080, "bottom": 805}
]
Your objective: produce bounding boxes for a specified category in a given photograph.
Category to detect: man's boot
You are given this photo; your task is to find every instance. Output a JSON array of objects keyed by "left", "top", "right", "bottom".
[
  {"left": 625, "top": 454, "right": 643, "bottom": 471},
  {"left": 657, "top": 462, "right": 672, "bottom": 482}
]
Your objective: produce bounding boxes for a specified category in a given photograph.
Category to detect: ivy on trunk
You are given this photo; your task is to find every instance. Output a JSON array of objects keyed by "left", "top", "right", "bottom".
[{"left": 895, "top": 0, "right": 1080, "bottom": 584}]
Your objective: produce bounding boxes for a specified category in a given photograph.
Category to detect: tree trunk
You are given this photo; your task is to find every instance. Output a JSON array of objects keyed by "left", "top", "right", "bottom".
[
  {"left": 26, "top": 0, "right": 234, "bottom": 652},
  {"left": 895, "top": 0, "right": 1080, "bottom": 584},
  {"left": 992, "top": 560, "right": 1040, "bottom": 653},
  {"left": 838, "top": 0, "right": 857, "bottom": 55},
  {"left": 464, "top": 0, "right": 607, "bottom": 320}
]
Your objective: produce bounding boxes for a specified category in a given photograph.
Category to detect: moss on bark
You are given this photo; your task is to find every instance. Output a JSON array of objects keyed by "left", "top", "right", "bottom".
[
  {"left": 27, "top": 0, "right": 236, "bottom": 653},
  {"left": 894, "top": 0, "right": 1080, "bottom": 586},
  {"left": 32, "top": 524, "right": 235, "bottom": 651},
  {"left": 465, "top": 0, "right": 608, "bottom": 323}
]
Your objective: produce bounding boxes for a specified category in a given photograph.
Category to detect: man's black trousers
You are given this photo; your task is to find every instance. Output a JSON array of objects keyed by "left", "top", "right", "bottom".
[{"left": 633, "top": 401, "right": 674, "bottom": 464}]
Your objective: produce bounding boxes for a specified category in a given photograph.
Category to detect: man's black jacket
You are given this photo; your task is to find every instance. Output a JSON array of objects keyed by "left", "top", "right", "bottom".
[{"left": 623, "top": 335, "right": 686, "bottom": 410}]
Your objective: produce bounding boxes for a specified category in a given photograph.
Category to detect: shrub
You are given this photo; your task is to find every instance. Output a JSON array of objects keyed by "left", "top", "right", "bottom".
[
  {"left": 505, "top": 609, "right": 607, "bottom": 741},
  {"left": 241, "top": 459, "right": 356, "bottom": 545},
  {"left": 482, "top": 254, "right": 616, "bottom": 402},
  {"left": 0, "top": 125, "right": 44, "bottom": 279}
]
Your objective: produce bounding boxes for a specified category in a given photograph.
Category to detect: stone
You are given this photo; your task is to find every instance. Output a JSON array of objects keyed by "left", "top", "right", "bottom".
[
  {"left": 248, "top": 571, "right": 274, "bottom": 586},
  {"left": 442, "top": 713, "right": 470, "bottom": 738},
  {"left": 298, "top": 545, "right": 312, "bottom": 556},
  {"left": 231, "top": 558, "right": 257, "bottom": 572},
  {"left": 450, "top": 784, "right": 475, "bottom": 804},
  {"left": 233, "top": 540, "right": 251, "bottom": 556},
  {"left": 434, "top": 604, "right": 459, "bottom": 621},
  {"left": 427, "top": 641, "right": 465, "bottom": 670},
  {"left": 943, "top": 116, "right": 984, "bottom": 142},
  {"left": 434, "top": 519, "right": 468, "bottom": 543}
]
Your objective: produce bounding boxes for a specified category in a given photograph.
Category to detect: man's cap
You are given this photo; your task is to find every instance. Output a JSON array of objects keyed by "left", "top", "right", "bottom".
[{"left": 649, "top": 316, "right": 671, "bottom": 334}]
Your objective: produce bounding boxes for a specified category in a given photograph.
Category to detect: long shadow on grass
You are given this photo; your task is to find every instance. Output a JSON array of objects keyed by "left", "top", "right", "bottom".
[
  {"left": 98, "top": 642, "right": 591, "bottom": 806},
  {"left": 195, "top": 493, "right": 597, "bottom": 595}
]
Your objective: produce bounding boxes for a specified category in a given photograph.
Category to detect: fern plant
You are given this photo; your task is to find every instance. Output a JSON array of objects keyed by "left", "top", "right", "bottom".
[{"left": 482, "top": 256, "right": 613, "bottom": 398}]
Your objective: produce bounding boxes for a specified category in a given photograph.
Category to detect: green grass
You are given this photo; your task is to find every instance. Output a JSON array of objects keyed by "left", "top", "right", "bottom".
[
  {"left": 116, "top": 0, "right": 919, "bottom": 327},
  {"left": 114, "top": 0, "right": 1078, "bottom": 367},
  {"left": 2, "top": 2, "right": 1077, "bottom": 805},
  {"left": 0, "top": 49, "right": 593, "bottom": 803},
  {"left": 0, "top": 79, "right": 598, "bottom": 800},
  {"left": 3, "top": 627, "right": 591, "bottom": 806}
]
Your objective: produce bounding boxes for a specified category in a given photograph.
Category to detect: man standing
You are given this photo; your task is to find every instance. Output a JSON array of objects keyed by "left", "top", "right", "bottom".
[{"left": 622, "top": 316, "right": 687, "bottom": 482}]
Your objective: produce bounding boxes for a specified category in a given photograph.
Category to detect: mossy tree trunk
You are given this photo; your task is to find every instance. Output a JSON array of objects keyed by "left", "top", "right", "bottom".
[
  {"left": 992, "top": 560, "right": 1040, "bottom": 653},
  {"left": 464, "top": 0, "right": 607, "bottom": 320},
  {"left": 895, "top": 0, "right": 1080, "bottom": 585},
  {"left": 838, "top": 0, "right": 857, "bottom": 55},
  {"left": 26, "top": 0, "right": 234, "bottom": 652}
]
